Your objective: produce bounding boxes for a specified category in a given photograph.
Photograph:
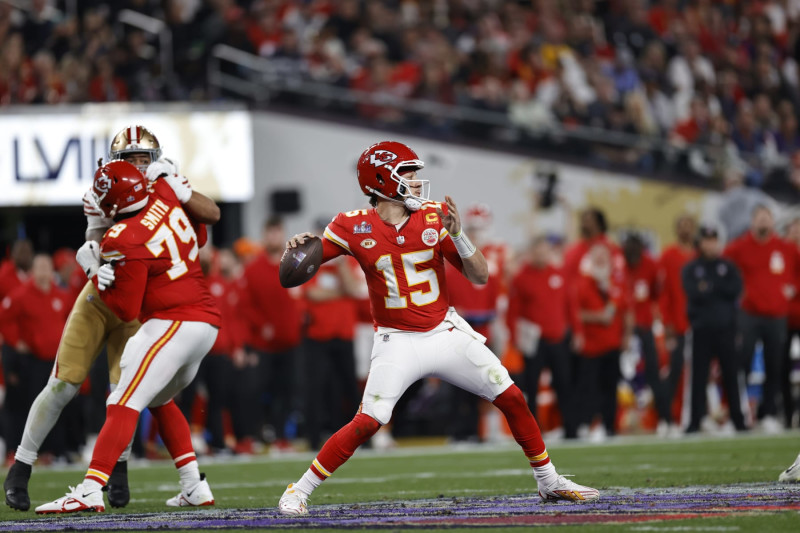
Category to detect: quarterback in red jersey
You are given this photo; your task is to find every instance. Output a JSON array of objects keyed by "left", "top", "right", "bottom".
[
  {"left": 278, "top": 141, "right": 598, "bottom": 516},
  {"left": 36, "top": 161, "right": 220, "bottom": 514}
]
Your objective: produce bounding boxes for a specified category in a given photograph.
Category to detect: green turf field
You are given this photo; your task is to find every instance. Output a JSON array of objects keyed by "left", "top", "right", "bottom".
[{"left": 1, "top": 432, "right": 799, "bottom": 531}]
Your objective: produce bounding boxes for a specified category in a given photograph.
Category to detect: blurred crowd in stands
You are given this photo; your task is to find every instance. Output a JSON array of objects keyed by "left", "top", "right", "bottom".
[
  {"left": 6, "top": 1, "right": 800, "bottom": 195},
  {"left": 2, "top": 196, "right": 800, "bottom": 463}
]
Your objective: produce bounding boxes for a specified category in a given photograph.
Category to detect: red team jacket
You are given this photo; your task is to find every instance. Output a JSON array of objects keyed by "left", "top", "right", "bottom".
[
  {"left": 564, "top": 235, "right": 626, "bottom": 334},
  {"left": 0, "top": 260, "right": 26, "bottom": 347},
  {"left": 96, "top": 182, "right": 221, "bottom": 327},
  {"left": 207, "top": 273, "right": 247, "bottom": 355},
  {"left": 322, "top": 203, "right": 465, "bottom": 332},
  {"left": 446, "top": 243, "right": 504, "bottom": 339},
  {"left": 301, "top": 260, "right": 358, "bottom": 342},
  {"left": 506, "top": 262, "right": 568, "bottom": 344},
  {"left": 724, "top": 232, "right": 797, "bottom": 318},
  {"left": 0, "top": 280, "right": 70, "bottom": 361},
  {"left": 576, "top": 274, "right": 628, "bottom": 357},
  {"left": 241, "top": 252, "right": 302, "bottom": 352},
  {"left": 625, "top": 254, "right": 659, "bottom": 328},
  {"left": 658, "top": 244, "right": 694, "bottom": 335}
]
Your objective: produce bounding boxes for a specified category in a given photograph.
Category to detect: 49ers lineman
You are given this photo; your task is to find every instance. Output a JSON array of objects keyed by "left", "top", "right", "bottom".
[
  {"left": 4, "top": 125, "right": 220, "bottom": 512},
  {"left": 36, "top": 160, "right": 220, "bottom": 514},
  {"left": 278, "top": 141, "right": 599, "bottom": 516}
]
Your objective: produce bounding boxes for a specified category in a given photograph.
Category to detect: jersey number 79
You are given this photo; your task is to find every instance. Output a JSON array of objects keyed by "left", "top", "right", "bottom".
[{"left": 146, "top": 208, "right": 199, "bottom": 280}]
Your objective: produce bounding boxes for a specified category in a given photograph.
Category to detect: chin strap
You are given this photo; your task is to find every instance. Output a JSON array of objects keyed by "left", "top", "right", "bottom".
[{"left": 403, "top": 197, "right": 422, "bottom": 211}]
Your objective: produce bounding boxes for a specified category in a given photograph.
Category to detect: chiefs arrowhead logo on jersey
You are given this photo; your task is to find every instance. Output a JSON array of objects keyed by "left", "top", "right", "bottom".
[{"left": 369, "top": 150, "right": 397, "bottom": 167}]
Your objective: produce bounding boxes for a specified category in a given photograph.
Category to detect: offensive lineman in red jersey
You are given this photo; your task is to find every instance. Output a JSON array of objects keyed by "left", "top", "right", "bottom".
[
  {"left": 35, "top": 161, "right": 221, "bottom": 514},
  {"left": 277, "top": 141, "right": 598, "bottom": 516}
]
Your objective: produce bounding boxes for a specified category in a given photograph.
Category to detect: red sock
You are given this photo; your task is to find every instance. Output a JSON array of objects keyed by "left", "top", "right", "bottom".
[
  {"left": 86, "top": 405, "right": 139, "bottom": 485},
  {"left": 311, "top": 413, "right": 380, "bottom": 480},
  {"left": 150, "top": 400, "right": 196, "bottom": 468},
  {"left": 493, "top": 385, "right": 551, "bottom": 467}
]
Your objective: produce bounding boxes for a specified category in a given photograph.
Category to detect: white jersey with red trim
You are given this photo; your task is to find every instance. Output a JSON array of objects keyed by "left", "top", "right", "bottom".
[{"left": 322, "top": 203, "right": 464, "bottom": 332}]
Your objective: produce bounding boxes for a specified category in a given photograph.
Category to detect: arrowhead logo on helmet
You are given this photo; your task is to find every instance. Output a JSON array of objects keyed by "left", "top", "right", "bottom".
[
  {"left": 95, "top": 175, "right": 112, "bottom": 195},
  {"left": 357, "top": 141, "right": 429, "bottom": 211},
  {"left": 369, "top": 150, "right": 398, "bottom": 167}
]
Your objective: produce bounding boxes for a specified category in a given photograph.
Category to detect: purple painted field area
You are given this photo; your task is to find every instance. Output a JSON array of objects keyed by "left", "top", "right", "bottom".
[{"left": 1, "top": 484, "right": 798, "bottom": 530}]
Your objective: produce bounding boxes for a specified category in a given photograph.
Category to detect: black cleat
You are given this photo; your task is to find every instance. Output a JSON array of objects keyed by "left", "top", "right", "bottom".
[
  {"left": 105, "top": 461, "right": 130, "bottom": 508},
  {"left": 4, "top": 461, "right": 32, "bottom": 511}
]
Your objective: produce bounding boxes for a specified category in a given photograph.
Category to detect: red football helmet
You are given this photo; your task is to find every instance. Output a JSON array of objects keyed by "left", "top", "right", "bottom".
[
  {"left": 92, "top": 160, "right": 150, "bottom": 218},
  {"left": 356, "top": 141, "right": 428, "bottom": 211}
]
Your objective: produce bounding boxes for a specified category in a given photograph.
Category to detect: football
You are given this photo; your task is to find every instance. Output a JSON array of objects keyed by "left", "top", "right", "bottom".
[{"left": 279, "top": 236, "right": 324, "bottom": 288}]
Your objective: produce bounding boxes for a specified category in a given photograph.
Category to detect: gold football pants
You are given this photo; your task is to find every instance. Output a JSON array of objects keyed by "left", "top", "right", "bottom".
[{"left": 54, "top": 281, "right": 141, "bottom": 385}]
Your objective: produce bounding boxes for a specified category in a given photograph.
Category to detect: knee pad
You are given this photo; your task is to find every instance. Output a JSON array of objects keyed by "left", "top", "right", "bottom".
[
  {"left": 361, "top": 402, "right": 393, "bottom": 426},
  {"left": 45, "top": 376, "right": 80, "bottom": 408}
]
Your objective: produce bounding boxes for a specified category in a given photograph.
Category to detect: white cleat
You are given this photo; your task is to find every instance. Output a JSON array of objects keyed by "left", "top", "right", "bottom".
[
  {"left": 35, "top": 483, "right": 105, "bottom": 514},
  {"left": 779, "top": 454, "right": 800, "bottom": 482},
  {"left": 538, "top": 475, "right": 600, "bottom": 503},
  {"left": 166, "top": 473, "right": 215, "bottom": 507},
  {"left": 278, "top": 483, "right": 309, "bottom": 516}
]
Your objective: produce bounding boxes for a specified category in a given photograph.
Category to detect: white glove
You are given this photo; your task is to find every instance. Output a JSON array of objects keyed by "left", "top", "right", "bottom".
[
  {"left": 145, "top": 157, "right": 179, "bottom": 183},
  {"left": 97, "top": 263, "right": 116, "bottom": 291},
  {"left": 83, "top": 187, "right": 113, "bottom": 231},
  {"left": 83, "top": 188, "right": 103, "bottom": 218},
  {"left": 76, "top": 241, "right": 101, "bottom": 278},
  {"left": 164, "top": 173, "right": 193, "bottom": 203}
]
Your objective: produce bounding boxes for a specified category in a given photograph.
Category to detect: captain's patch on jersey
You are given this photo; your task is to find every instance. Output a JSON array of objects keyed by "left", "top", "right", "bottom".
[
  {"left": 361, "top": 238, "right": 377, "bottom": 249},
  {"left": 425, "top": 212, "right": 439, "bottom": 224},
  {"left": 421, "top": 228, "right": 439, "bottom": 246}
]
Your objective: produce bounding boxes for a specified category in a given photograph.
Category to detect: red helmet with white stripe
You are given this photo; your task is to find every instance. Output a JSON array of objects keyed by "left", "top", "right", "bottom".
[
  {"left": 92, "top": 160, "right": 150, "bottom": 218},
  {"left": 109, "top": 125, "right": 162, "bottom": 171},
  {"left": 356, "top": 141, "right": 428, "bottom": 211}
]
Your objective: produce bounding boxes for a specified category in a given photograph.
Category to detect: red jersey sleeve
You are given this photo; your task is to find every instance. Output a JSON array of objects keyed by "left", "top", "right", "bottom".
[
  {"left": 321, "top": 236, "right": 349, "bottom": 262},
  {"left": 431, "top": 203, "right": 463, "bottom": 272},
  {"left": 440, "top": 233, "right": 465, "bottom": 272},
  {"left": 95, "top": 260, "right": 148, "bottom": 322},
  {"left": 322, "top": 213, "right": 357, "bottom": 261}
]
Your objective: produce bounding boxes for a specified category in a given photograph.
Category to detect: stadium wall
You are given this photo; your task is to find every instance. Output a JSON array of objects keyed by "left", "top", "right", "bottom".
[
  {"left": 250, "top": 111, "right": 722, "bottom": 251},
  {"left": 0, "top": 103, "right": 722, "bottom": 251}
]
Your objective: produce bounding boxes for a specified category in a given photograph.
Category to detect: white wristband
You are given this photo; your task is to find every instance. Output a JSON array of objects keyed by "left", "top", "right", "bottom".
[{"left": 450, "top": 230, "right": 477, "bottom": 258}]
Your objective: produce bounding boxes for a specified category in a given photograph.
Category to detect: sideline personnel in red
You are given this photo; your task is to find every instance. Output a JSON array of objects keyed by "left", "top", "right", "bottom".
[
  {"left": 0, "top": 254, "right": 71, "bottom": 460},
  {"left": 507, "top": 236, "right": 574, "bottom": 438},
  {"left": 725, "top": 205, "right": 798, "bottom": 431}
]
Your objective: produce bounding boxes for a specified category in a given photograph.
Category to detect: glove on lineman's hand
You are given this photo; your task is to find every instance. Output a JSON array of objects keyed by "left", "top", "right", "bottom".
[
  {"left": 145, "top": 157, "right": 178, "bottom": 183},
  {"left": 82, "top": 188, "right": 104, "bottom": 218},
  {"left": 97, "top": 263, "right": 116, "bottom": 291},
  {"left": 164, "top": 173, "right": 192, "bottom": 203},
  {"left": 76, "top": 241, "right": 101, "bottom": 278}
]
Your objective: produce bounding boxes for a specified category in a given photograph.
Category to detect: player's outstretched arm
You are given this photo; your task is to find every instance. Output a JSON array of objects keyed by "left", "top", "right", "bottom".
[
  {"left": 183, "top": 191, "right": 221, "bottom": 225},
  {"left": 146, "top": 159, "right": 221, "bottom": 225},
  {"left": 437, "top": 195, "right": 489, "bottom": 284}
]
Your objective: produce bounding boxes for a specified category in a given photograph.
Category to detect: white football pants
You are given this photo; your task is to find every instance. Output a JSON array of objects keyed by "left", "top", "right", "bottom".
[
  {"left": 107, "top": 319, "right": 217, "bottom": 412},
  {"left": 360, "top": 308, "right": 513, "bottom": 425}
]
